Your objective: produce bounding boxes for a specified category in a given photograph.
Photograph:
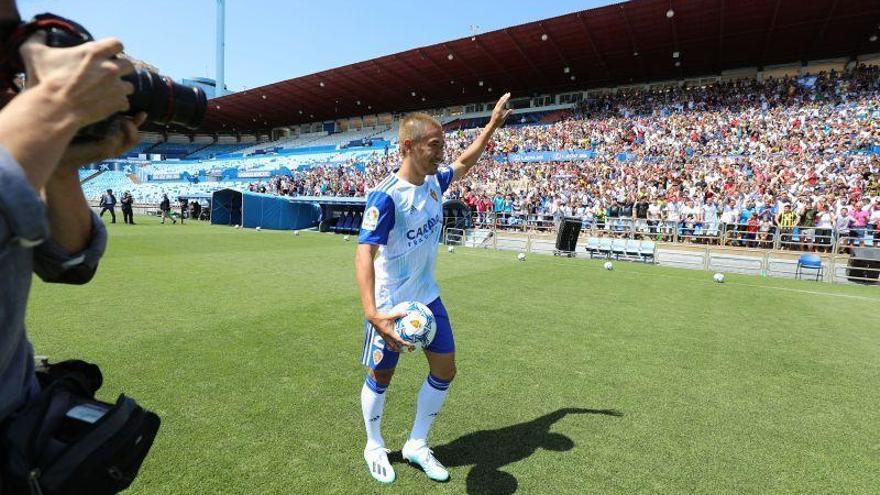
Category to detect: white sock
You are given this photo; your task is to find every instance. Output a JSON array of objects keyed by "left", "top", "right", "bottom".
[
  {"left": 361, "top": 375, "right": 388, "bottom": 450},
  {"left": 408, "top": 374, "right": 451, "bottom": 444}
]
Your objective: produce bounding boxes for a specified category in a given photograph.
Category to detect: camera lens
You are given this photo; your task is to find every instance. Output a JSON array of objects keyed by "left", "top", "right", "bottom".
[{"left": 124, "top": 71, "right": 207, "bottom": 129}]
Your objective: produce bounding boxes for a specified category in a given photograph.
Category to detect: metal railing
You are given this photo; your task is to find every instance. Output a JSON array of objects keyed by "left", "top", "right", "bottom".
[
  {"left": 462, "top": 212, "right": 877, "bottom": 256},
  {"left": 444, "top": 214, "right": 880, "bottom": 286}
]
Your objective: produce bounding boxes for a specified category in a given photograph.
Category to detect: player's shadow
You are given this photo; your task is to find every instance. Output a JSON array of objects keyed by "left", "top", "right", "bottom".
[{"left": 392, "top": 407, "right": 622, "bottom": 495}]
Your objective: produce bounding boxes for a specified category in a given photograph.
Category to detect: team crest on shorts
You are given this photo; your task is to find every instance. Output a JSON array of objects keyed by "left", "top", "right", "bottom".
[
  {"left": 362, "top": 206, "right": 380, "bottom": 230},
  {"left": 429, "top": 189, "right": 439, "bottom": 202},
  {"left": 372, "top": 349, "right": 384, "bottom": 365}
]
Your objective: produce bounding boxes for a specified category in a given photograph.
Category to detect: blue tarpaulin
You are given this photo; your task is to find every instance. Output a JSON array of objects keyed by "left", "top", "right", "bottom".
[{"left": 210, "top": 189, "right": 321, "bottom": 230}]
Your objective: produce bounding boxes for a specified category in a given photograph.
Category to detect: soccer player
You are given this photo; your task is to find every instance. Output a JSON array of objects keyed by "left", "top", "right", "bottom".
[{"left": 355, "top": 93, "right": 512, "bottom": 484}]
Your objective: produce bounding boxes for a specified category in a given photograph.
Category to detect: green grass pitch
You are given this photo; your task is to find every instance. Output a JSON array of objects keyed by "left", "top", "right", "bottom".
[{"left": 26, "top": 216, "right": 880, "bottom": 494}]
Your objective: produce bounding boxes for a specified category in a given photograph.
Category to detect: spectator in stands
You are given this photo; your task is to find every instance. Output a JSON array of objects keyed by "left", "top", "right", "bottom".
[
  {"left": 0, "top": 2, "right": 142, "bottom": 429},
  {"left": 758, "top": 213, "right": 773, "bottom": 248},
  {"left": 835, "top": 207, "right": 851, "bottom": 253},
  {"left": 99, "top": 188, "right": 117, "bottom": 223},
  {"left": 775, "top": 203, "right": 799, "bottom": 248},
  {"left": 121, "top": 190, "right": 135, "bottom": 224},
  {"left": 745, "top": 214, "right": 760, "bottom": 248},
  {"left": 156, "top": 63, "right": 877, "bottom": 254},
  {"left": 159, "top": 194, "right": 176, "bottom": 224},
  {"left": 799, "top": 200, "right": 818, "bottom": 252},
  {"left": 815, "top": 204, "right": 835, "bottom": 252},
  {"left": 868, "top": 198, "right": 880, "bottom": 245},
  {"left": 848, "top": 198, "right": 870, "bottom": 248}
]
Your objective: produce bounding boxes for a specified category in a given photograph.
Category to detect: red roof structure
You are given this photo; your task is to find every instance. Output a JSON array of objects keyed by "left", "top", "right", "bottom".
[{"left": 196, "top": 0, "right": 880, "bottom": 133}]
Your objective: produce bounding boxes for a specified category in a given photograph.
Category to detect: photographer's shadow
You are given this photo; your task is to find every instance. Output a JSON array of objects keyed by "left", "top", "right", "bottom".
[{"left": 395, "top": 407, "right": 622, "bottom": 495}]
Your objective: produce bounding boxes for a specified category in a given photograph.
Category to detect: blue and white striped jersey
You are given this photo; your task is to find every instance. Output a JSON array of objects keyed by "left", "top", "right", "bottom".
[{"left": 358, "top": 167, "right": 454, "bottom": 311}]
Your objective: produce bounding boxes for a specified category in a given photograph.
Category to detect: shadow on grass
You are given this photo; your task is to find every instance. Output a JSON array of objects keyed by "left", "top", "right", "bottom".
[{"left": 391, "top": 407, "right": 622, "bottom": 494}]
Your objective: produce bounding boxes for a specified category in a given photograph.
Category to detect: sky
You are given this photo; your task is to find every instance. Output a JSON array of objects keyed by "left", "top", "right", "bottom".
[{"left": 19, "top": 0, "right": 617, "bottom": 92}]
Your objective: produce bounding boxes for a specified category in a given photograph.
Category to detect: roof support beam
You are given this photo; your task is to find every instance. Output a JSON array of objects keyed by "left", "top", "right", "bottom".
[
  {"left": 282, "top": 80, "right": 328, "bottom": 121},
  {"left": 576, "top": 11, "right": 612, "bottom": 81},
  {"left": 473, "top": 39, "right": 528, "bottom": 91},
  {"left": 618, "top": 3, "right": 647, "bottom": 82},
  {"left": 668, "top": 0, "right": 681, "bottom": 76},
  {"left": 333, "top": 65, "right": 399, "bottom": 111},
  {"left": 538, "top": 22, "right": 571, "bottom": 68},
  {"left": 503, "top": 29, "right": 551, "bottom": 85},
  {"left": 416, "top": 48, "right": 457, "bottom": 86},
  {"left": 392, "top": 53, "right": 448, "bottom": 95},
  {"left": 717, "top": 0, "right": 725, "bottom": 73},
  {"left": 803, "top": 0, "right": 840, "bottom": 62},
  {"left": 758, "top": 0, "right": 783, "bottom": 68}
]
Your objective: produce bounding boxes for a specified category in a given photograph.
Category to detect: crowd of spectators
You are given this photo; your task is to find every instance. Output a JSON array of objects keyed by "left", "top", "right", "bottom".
[{"left": 249, "top": 65, "right": 880, "bottom": 252}]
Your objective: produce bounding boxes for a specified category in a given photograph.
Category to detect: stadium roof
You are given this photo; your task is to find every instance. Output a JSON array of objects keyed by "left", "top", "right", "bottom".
[{"left": 197, "top": 0, "right": 880, "bottom": 134}]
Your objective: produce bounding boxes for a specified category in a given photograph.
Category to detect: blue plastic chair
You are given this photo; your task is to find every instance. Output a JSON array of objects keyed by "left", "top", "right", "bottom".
[{"left": 795, "top": 253, "right": 823, "bottom": 281}]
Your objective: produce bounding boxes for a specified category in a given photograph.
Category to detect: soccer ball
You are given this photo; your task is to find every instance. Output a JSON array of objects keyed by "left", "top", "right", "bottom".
[
  {"left": 234, "top": 224, "right": 240, "bottom": 229},
  {"left": 713, "top": 273, "right": 725, "bottom": 283},
  {"left": 604, "top": 261, "right": 614, "bottom": 271},
  {"left": 294, "top": 230, "right": 300, "bottom": 236},
  {"left": 517, "top": 252, "right": 526, "bottom": 262},
  {"left": 343, "top": 235, "right": 350, "bottom": 241},
  {"left": 255, "top": 226, "right": 262, "bottom": 231},
  {"left": 447, "top": 246, "right": 454, "bottom": 253},
  {"left": 390, "top": 301, "right": 437, "bottom": 352}
]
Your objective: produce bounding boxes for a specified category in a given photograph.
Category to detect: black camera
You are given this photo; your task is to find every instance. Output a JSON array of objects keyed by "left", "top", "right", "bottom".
[{"left": 37, "top": 14, "right": 207, "bottom": 140}]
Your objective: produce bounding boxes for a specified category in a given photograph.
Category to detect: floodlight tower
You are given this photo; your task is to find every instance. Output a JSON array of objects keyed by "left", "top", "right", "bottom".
[{"left": 215, "top": 0, "right": 226, "bottom": 97}]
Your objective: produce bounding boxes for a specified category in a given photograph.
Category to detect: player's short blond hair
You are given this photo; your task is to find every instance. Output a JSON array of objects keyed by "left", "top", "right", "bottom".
[{"left": 398, "top": 112, "right": 441, "bottom": 146}]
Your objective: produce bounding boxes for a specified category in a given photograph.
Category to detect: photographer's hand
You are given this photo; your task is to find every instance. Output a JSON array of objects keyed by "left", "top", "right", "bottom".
[
  {"left": 0, "top": 33, "right": 136, "bottom": 190},
  {"left": 56, "top": 112, "right": 145, "bottom": 171},
  {"left": 42, "top": 112, "right": 146, "bottom": 253},
  {"left": 20, "top": 32, "right": 135, "bottom": 127}
]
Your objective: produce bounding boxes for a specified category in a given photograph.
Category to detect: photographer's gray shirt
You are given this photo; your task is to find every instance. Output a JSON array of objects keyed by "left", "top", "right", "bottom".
[{"left": 0, "top": 145, "right": 107, "bottom": 421}]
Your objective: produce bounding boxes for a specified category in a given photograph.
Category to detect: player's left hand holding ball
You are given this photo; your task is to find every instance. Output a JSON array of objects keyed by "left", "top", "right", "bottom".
[{"left": 368, "top": 310, "right": 414, "bottom": 353}]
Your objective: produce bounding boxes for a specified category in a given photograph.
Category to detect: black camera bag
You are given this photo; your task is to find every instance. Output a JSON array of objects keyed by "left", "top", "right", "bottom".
[{"left": 1, "top": 360, "right": 160, "bottom": 495}]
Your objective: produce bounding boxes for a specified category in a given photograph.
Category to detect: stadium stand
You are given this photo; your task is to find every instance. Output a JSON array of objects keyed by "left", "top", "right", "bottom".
[
  {"left": 81, "top": 171, "right": 136, "bottom": 200},
  {"left": 80, "top": 0, "right": 879, "bottom": 261}
]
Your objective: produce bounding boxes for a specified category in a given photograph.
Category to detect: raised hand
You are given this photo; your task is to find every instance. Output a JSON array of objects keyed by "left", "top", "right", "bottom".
[{"left": 489, "top": 92, "right": 513, "bottom": 130}]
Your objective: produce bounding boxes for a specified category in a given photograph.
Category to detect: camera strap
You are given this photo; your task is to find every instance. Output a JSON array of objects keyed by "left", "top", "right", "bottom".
[{"left": 0, "top": 13, "right": 93, "bottom": 93}]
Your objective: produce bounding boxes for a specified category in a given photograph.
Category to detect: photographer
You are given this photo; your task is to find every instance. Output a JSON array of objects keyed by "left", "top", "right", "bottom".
[
  {"left": 121, "top": 190, "right": 135, "bottom": 224},
  {"left": 0, "top": 0, "right": 144, "bottom": 431}
]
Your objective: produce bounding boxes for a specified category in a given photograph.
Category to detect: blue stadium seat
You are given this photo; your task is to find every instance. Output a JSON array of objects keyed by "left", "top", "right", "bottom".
[
  {"left": 598, "top": 237, "right": 612, "bottom": 258},
  {"left": 625, "top": 239, "right": 641, "bottom": 258},
  {"left": 331, "top": 213, "right": 347, "bottom": 233},
  {"left": 585, "top": 237, "right": 601, "bottom": 258},
  {"left": 639, "top": 240, "right": 656, "bottom": 263},
  {"left": 341, "top": 213, "right": 355, "bottom": 234},
  {"left": 611, "top": 238, "right": 627, "bottom": 259}
]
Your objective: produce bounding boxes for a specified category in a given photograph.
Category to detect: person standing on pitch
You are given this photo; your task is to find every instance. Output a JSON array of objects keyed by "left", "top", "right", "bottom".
[
  {"left": 121, "top": 190, "right": 135, "bottom": 224},
  {"left": 99, "top": 188, "right": 117, "bottom": 223},
  {"left": 178, "top": 197, "right": 187, "bottom": 224},
  {"left": 355, "top": 93, "right": 513, "bottom": 484},
  {"left": 159, "top": 193, "right": 175, "bottom": 224}
]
